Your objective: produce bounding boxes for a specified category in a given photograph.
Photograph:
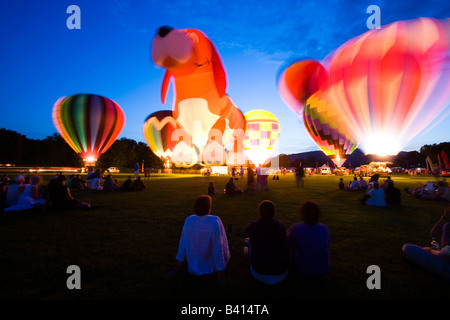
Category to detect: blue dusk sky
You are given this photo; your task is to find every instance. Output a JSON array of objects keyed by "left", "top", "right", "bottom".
[{"left": 0, "top": 0, "right": 449, "bottom": 156}]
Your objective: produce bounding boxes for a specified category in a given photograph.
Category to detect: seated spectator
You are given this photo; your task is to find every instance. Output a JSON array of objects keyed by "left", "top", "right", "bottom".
[
  {"left": 4, "top": 175, "right": 46, "bottom": 212},
  {"left": 86, "top": 169, "right": 102, "bottom": 190},
  {"left": 369, "top": 173, "right": 380, "bottom": 184},
  {"left": 381, "top": 176, "right": 393, "bottom": 190},
  {"left": 168, "top": 195, "right": 230, "bottom": 286},
  {"left": 244, "top": 200, "right": 289, "bottom": 285},
  {"left": 44, "top": 175, "right": 92, "bottom": 210},
  {"left": 359, "top": 177, "right": 368, "bottom": 191},
  {"left": 338, "top": 178, "right": 345, "bottom": 190},
  {"left": 288, "top": 201, "right": 330, "bottom": 278},
  {"left": 405, "top": 181, "right": 436, "bottom": 200},
  {"left": 5, "top": 175, "right": 25, "bottom": 207},
  {"left": 207, "top": 182, "right": 217, "bottom": 196},
  {"left": 103, "top": 174, "right": 120, "bottom": 192},
  {"left": 66, "top": 174, "right": 75, "bottom": 188},
  {"left": 365, "top": 182, "right": 387, "bottom": 207},
  {"left": 349, "top": 176, "right": 361, "bottom": 191},
  {"left": 402, "top": 206, "right": 450, "bottom": 281},
  {"left": 384, "top": 180, "right": 401, "bottom": 206},
  {"left": 70, "top": 174, "right": 86, "bottom": 189},
  {"left": 434, "top": 181, "right": 450, "bottom": 202},
  {"left": 225, "top": 178, "right": 242, "bottom": 195},
  {"left": 131, "top": 175, "right": 146, "bottom": 191},
  {"left": 122, "top": 176, "right": 133, "bottom": 191}
]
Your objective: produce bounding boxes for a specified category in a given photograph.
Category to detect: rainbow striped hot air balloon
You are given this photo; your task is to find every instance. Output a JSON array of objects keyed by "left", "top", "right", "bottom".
[
  {"left": 243, "top": 110, "right": 280, "bottom": 166},
  {"left": 52, "top": 93, "right": 126, "bottom": 166}
]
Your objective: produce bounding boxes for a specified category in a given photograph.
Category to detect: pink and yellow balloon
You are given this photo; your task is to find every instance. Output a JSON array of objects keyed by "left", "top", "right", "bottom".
[{"left": 243, "top": 110, "right": 280, "bottom": 166}]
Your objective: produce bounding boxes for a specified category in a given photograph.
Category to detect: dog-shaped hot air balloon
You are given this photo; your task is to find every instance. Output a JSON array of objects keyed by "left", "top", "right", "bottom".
[{"left": 151, "top": 26, "right": 246, "bottom": 166}]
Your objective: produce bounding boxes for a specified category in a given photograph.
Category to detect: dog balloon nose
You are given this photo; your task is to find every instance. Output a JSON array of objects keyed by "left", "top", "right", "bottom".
[{"left": 158, "top": 26, "right": 173, "bottom": 38}]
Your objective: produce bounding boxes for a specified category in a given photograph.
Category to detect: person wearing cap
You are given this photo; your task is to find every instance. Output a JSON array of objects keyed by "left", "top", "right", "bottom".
[{"left": 5, "top": 175, "right": 25, "bottom": 207}]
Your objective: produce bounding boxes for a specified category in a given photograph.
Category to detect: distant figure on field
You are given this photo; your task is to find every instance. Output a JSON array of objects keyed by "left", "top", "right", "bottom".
[
  {"left": 295, "top": 163, "right": 305, "bottom": 187},
  {"left": 225, "top": 178, "right": 242, "bottom": 195},
  {"left": 207, "top": 182, "right": 217, "bottom": 196}
]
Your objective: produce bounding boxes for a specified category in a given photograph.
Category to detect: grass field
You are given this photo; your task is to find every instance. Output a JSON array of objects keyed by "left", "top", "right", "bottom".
[{"left": 1, "top": 172, "right": 449, "bottom": 302}]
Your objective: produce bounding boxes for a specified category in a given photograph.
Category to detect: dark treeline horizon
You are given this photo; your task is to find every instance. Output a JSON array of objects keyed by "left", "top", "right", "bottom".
[{"left": 0, "top": 128, "right": 448, "bottom": 171}]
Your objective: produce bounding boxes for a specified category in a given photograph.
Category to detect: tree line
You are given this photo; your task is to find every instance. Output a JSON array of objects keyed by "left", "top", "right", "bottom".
[
  {"left": 0, "top": 129, "right": 163, "bottom": 171},
  {"left": 0, "top": 128, "right": 448, "bottom": 171}
]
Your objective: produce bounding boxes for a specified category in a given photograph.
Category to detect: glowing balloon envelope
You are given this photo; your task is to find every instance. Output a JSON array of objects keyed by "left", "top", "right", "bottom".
[
  {"left": 303, "top": 92, "right": 359, "bottom": 167},
  {"left": 322, "top": 17, "right": 450, "bottom": 155},
  {"left": 279, "top": 18, "right": 450, "bottom": 157},
  {"left": 52, "top": 94, "right": 125, "bottom": 166},
  {"left": 143, "top": 110, "right": 179, "bottom": 160},
  {"left": 151, "top": 26, "right": 246, "bottom": 167},
  {"left": 243, "top": 110, "right": 280, "bottom": 166}
]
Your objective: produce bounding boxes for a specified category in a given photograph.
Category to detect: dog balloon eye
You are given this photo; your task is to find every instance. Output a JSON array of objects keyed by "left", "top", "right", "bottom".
[{"left": 158, "top": 26, "right": 173, "bottom": 37}]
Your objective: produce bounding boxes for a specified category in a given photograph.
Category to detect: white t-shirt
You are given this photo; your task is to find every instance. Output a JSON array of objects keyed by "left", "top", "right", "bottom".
[{"left": 176, "top": 214, "right": 230, "bottom": 275}]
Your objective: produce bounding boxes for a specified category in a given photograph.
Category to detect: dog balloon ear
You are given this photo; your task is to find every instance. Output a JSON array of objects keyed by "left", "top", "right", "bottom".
[
  {"left": 161, "top": 71, "right": 173, "bottom": 104},
  {"left": 210, "top": 43, "right": 227, "bottom": 97}
]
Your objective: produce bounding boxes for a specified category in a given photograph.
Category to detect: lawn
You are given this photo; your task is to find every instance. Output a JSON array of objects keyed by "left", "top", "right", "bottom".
[{"left": 0, "top": 172, "right": 449, "bottom": 303}]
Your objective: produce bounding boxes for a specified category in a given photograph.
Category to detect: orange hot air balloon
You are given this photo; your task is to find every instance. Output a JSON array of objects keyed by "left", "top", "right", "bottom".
[
  {"left": 243, "top": 110, "right": 280, "bottom": 167},
  {"left": 278, "top": 59, "right": 328, "bottom": 115},
  {"left": 52, "top": 94, "right": 125, "bottom": 166},
  {"left": 151, "top": 26, "right": 246, "bottom": 165}
]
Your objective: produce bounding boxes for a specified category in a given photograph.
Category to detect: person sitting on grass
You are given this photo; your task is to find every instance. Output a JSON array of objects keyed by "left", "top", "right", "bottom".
[
  {"left": 359, "top": 176, "right": 368, "bottom": 191},
  {"left": 207, "top": 182, "right": 217, "bottom": 196},
  {"left": 364, "top": 182, "right": 387, "bottom": 207},
  {"left": 225, "top": 178, "right": 242, "bottom": 195},
  {"left": 5, "top": 175, "right": 25, "bottom": 207},
  {"left": 103, "top": 174, "right": 121, "bottom": 192},
  {"left": 70, "top": 174, "right": 86, "bottom": 190},
  {"left": 348, "top": 176, "right": 361, "bottom": 191},
  {"left": 384, "top": 180, "right": 401, "bottom": 206},
  {"left": 44, "top": 174, "right": 92, "bottom": 210},
  {"left": 402, "top": 206, "right": 450, "bottom": 281},
  {"left": 131, "top": 175, "right": 146, "bottom": 191},
  {"left": 122, "top": 175, "right": 133, "bottom": 191},
  {"left": 243, "top": 200, "right": 289, "bottom": 285},
  {"left": 338, "top": 178, "right": 345, "bottom": 190},
  {"left": 288, "top": 201, "right": 330, "bottom": 279},
  {"left": 4, "top": 175, "right": 46, "bottom": 212},
  {"left": 168, "top": 195, "right": 230, "bottom": 287}
]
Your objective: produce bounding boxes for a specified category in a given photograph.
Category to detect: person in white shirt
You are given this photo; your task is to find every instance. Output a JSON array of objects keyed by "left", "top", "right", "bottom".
[{"left": 168, "top": 195, "right": 230, "bottom": 286}]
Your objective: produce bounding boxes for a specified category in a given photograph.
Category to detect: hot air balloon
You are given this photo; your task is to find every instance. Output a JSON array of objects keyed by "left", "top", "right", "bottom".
[
  {"left": 151, "top": 26, "right": 246, "bottom": 167},
  {"left": 279, "top": 18, "right": 450, "bottom": 157},
  {"left": 243, "top": 110, "right": 280, "bottom": 167},
  {"left": 278, "top": 59, "right": 328, "bottom": 115},
  {"left": 143, "top": 110, "right": 178, "bottom": 162},
  {"left": 303, "top": 92, "right": 359, "bottom": 167},
  {"left": 52, "top": 93, "right": 125, "bottom": 167}
]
